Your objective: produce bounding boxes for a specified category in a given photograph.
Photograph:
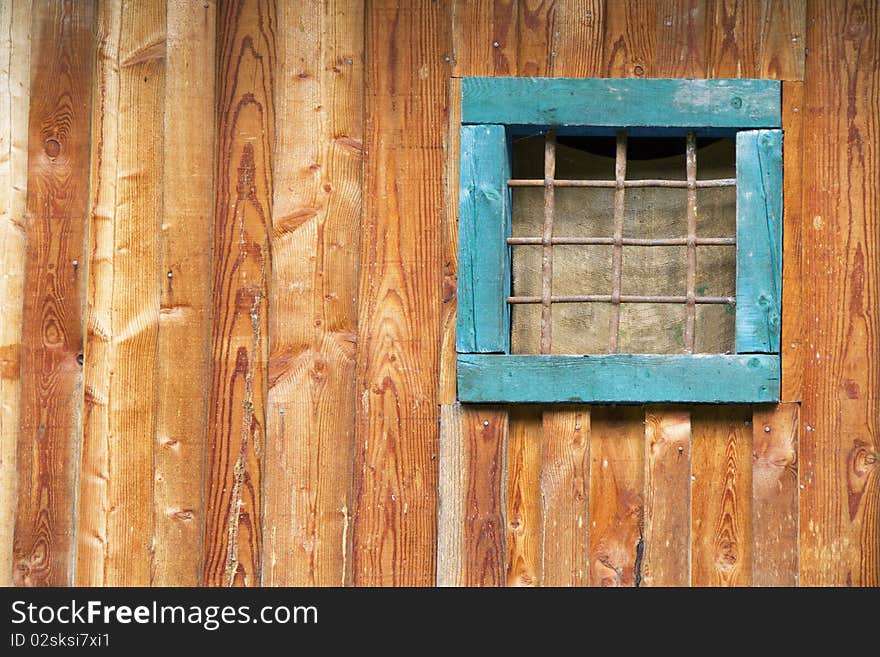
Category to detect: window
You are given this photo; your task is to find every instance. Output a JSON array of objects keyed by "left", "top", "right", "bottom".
[{"left": 456, "top": 78, "right": 782, "bottom": 403}]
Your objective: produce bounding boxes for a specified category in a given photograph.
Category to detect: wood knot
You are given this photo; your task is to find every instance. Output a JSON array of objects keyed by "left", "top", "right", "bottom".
[{"left": 44, "top": 139, "right": 61, "bottom": 158}]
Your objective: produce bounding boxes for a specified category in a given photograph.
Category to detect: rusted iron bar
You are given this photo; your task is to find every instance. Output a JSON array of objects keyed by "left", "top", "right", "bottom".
[
  {"left": 685, "top": 131, "right": 698, "bottom": 353},
  {"left": 541, "top": 131, "right": 556, "bottom": 354},
  {"left": 507, "top": 178, "right": 736, "bottom": 188},
  {"left": 608, "top": 131, "right": 627, "bottom": 353},
  {"left": 507, "top": 236, "right": 736, "bottom": 246},
  {"left": 507, "top": 294, "right": 736, "bottom": 305}
]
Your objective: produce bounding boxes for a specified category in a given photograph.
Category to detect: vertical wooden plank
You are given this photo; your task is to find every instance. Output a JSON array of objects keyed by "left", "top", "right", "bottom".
[
  {"left": 603, "top": 0, "right": 656, "bottom": 78},
  {"left": 0, "top": 0, "right": 32, "bottom": 588},
  {"left": 753, "top": 403, "right": 798, "bottom": 586},
  {"left": 151, "top": 0, "right": 216, "bottom": 586},
  {"left": 541, "top": 407, "right": 589, "bottom": 587},
  {"left": 13, "top": 0, "right": 93, "bottom": 587},
  {"left": 691, "top": 407, "right": 753, "bottom": 587},
  {"left": 736, "top": 129, "right": 783, "bottom": 354},
  {"left": 641, "top": 408, "right": 690, "bottom": 587},
  {"left": 517, "top": 0, "right": 554, "bottom": 77},
  {"left": 263, "top": 0, "right": 363, "bottom": 587},
  {"left": 76, "top": 0, "right": 120, "bottom": 588},
  {"left": 437, "top": 404, "right": 464, "bottom": 586},
  {"left": 706, "top": 0, "right": 760, "bottom": 78},
  {"left": 456, "top": 124, "right": 510, "bottom": 354},
  {"left": 780, "top": 81, "right": 804, "bottom": 402},
  {"left": 101, "top": 0, "right": 166, "bottom": 586},
  {"left": 439, "top": 77, "right": 460, "bottom": 405},
  {"left": 800, "top": 0, "right": 879, "bottom": 586},
  {"left": 451, "top": 0, "right": 517, "bottom": 77},
  {"left": 655, "top": 0, "right": 709, "bottom": 78},
  {"left": 589, "top": 407, "right": 644, "bottom": 587},
  {"left": 549, "top": 0, "right": 605, "bottom": 78},
  {"left": 758, "top": 0, "right": 806, "bottom": 81},
  {"left": 352, "top": 0, "right": 450, "bottom": 586},
  {"left": 203, "top": 0, "right": 275, "bottom": 587},
  {"left": 506, "top": 407, "right": 542, "bottom": 586}
]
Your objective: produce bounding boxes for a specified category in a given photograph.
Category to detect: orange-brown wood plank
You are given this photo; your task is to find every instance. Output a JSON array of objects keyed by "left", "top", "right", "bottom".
[
  {"left": 780, "top": 81, "right": 804, "bottom": 402},
  {"left": 602, "top": 0, "right": 656, "bottom": 78},
  {"left": 0, "top": 0, "right": 32, "bottom": 588},
  {"left": 753, "top": 403, "right": 798, "bottom": 586},
  {"left": 439, "top": 76, "right": 460, "bottom": 406},
  {"left": 589, "top": 407, "right": 644, "bottom": 587},
  {"left": 263, "top": 0, "right": 363, "bottom": 587},
  {"left": 351, "top": 0, "right": 450, "bottom": 586},
  {"left": 758, "top": 0, "right": 806, "bottom": 81},
  {"left": 541, "top": 407, "right": 589, "bottom": 587},
  {"left": 516, "top": 0, "right": 554, "bottom": 77},
  {"left": 549, "top": 0, "right": 605, "bottom": 78},
  {"left": 451, "top": 0, "right": 517, "bottom": 77},
  {"left": 799, "top": 0, "right": 879, "bottom": 586},
  {"left": 506, "top": 407, "right": 542, "bottom": 586},
  {"left": 641, "top": 408, "right": 690, "bottom": 587},
  {"left": 152, "top": 0, "right": 216, "bottom": 586},
  {"left": 203, "top": 0, "right": 275, "bottom": 587},
  {"left": 76, "top": 0, "right": 120, "bottom": 587},
  {"left": 13, "top": 0, "right": 94, "bottom": 587},
  {"left": 655, "top": 0, "right": 708, "bottom": 77},
  {"left": 706, "top": 0, "right": 760, "bottom": 78},
  {"left": 691, "top": 407, "right": 753, "bottom": 586}
]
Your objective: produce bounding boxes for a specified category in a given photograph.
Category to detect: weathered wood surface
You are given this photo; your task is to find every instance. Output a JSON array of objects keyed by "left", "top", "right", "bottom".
[
  {"left": 506, "top": 407, "right": 541, "bottom": 586},
  {"left": 641, "top": 408, "right": 690, "bottom": 586},
  {"left": 151, "top": 0, "right": 216, "bottom": 587},
  {"left": 351, "top": 0, "right": 449, "bottom": 586},
  {"left": 14, "top": 0, "right": 93, "bottom": 587},
  {"left": 753, "top": 403, "right": 798, "bottom": 586},
  {"left": 263, "top": 0, "right": 362, "bottom": 588},
  {"left": 799, "top": 0, "right": 879, "bottom": 586},
  {"left": 691, "top": 408, "right": 753, "bottom": 586},
  {"left": 203, "top": 0, "right": 274, "bottom": 587},
  {"left": 0, "top": 0, "right": 32, "bottom": 588}
]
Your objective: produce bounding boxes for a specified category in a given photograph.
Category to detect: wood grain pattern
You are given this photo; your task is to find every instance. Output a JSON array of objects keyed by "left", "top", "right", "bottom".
[
  {"left": 203, "top": 0, "right": 275, "bottom": 587},
  {"left": 437, "top": 403, "right": 464, "bottom": 586},
  {"left": 550, "top": 0, "right": 604, "bottom": 78},
  {"left": 516, "top": 0, "right": 554, "bottom": 77},
  {"left": 758, "top": 0, "right": 806, "bottom": 80},
  {"left": 451, "top": 0, "right": 517, "bottom": 77},
  {"left": 691, "top": 407, "right": 753, "bottom": 586},
  {"left": 706, "top": 0, "right": 759, "bottom": 78},
  {"left": 780, "top": 81, "right": 804, "bottom": 401},
  {"left": 799, "top": 0, "right": 879, "bottom": 586},
  {"left": 351, "top": 0, "right": 449, "bottom": 586},
  {"left": 152, "top": 0, "right": 215, "bottom": 587},
  {"left": 439, "top": 77, "right": 460, "bottom": 405},
  {"left": 76, "top": 0, "right": 120, "bottom": 587},
  {"left": 641, "top": 408, "right": 690, "bottom": 587},
  {"left": 589, "top": 407, "right": 644, "bottom": 587},
  {"left": 505, "top": 407, "right": 541, "bottom": 586},
  {"left": 13, "top": 0, "right": 93, "bottom": 587},
  {"left": 753, "top": 403, "right": 798, "bottom": 586},
  {"left": 541, "top": 407, "right": 589, "bottom": 586},
  {"left": 0, "top": 0, "right": 32, "bottom": 588},
  {"left": 655, "top": 0, "right": 708, "bottom": 78},
  {"left": 263, "top": 0, "right": 362, "bottom": 587},
  {"left": 603, "top": 0, "right": 656, "bottom": 78}
]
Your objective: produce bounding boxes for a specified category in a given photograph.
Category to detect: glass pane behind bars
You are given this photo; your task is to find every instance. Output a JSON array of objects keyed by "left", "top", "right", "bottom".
[{"left": 509, "top": 134, "right": 736, "bottom": 355}]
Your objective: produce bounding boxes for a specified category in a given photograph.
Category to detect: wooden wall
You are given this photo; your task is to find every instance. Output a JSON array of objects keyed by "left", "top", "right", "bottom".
[{"left": 0, "top": 0, "right": 876, "bottom": 587}]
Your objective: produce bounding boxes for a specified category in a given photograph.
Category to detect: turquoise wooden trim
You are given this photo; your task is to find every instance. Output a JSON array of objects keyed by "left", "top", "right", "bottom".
[
  {"left": 456, "top": 124, "right": 511, "bottom": 353},
  {"left": 735, "top": 129, "right": 783, "bottom": 353},
  {"left": 458, "top": 354, "right": 780, "bottom": 403},
  {"left": 461, "top": 78, "right": 781, "bottom": 128}
]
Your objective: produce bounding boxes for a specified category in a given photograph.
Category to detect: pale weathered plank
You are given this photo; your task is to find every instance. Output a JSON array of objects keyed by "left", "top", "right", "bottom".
[
  {"left": 753, "top": 403, "right": 798, "bottom": 586},
  {"left": 0, "top": 0, "right": 32, "bottom": 588},
  {"left": 13, "top": 0, "right": 94, "bottom": 587},
  {"left": 799, "top": 0, "right": 879, "bottom": 586},
  {"left": 76, "top": 0, "right": 120, "bottom": 587},
  {"left": 506, "top": 407, "right": 541, "bottom": 586},
  {"left": 589, "top": 407, "right": 644, "bottom": 587},
  {"left": 780, "top": 81, "right": 804, "bottom": 401},
  {"left": 641, "top": 408, "right": 690, "bottom": 587},
  {"left": 541, "top": 407, "right": 589, "bottom": 587},
  {"left": 758, "top": 0, "right": 806, "bottom": 81},
  {"left": 152, "top": 0, "right": 215, "bottom": 586},
  {"left": 263, "top": 0, "right": 363, "bottom": 587},
  {"left": 351, "top": 0, "right": 449, "bottom": 586},
  {"left": 203, "top": 0, "right": 275, "bottom": 587},
  {"left": 706, "top": 0, "right": 760, "bottom": 78},
  {"left": 437, "top": 403, "right": 465, "bottom": 586},
  {"left": 691, "top": 407, "right": 753, "bottom": 586}
]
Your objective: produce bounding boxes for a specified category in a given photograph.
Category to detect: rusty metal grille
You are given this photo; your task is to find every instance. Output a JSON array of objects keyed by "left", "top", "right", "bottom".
[{"left": 507, "top": 130, "right": 737, "bottom": 355}]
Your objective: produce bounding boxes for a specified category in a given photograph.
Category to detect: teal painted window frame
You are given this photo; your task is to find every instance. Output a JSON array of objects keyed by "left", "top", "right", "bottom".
[{"left": 456, "top": 77, "right": 783, "bottom": 404}]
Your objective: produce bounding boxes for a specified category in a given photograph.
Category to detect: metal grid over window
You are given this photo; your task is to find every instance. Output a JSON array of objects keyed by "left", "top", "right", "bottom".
[{"left": 505, "top": 130, "right": 737, "bottom": 355}]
